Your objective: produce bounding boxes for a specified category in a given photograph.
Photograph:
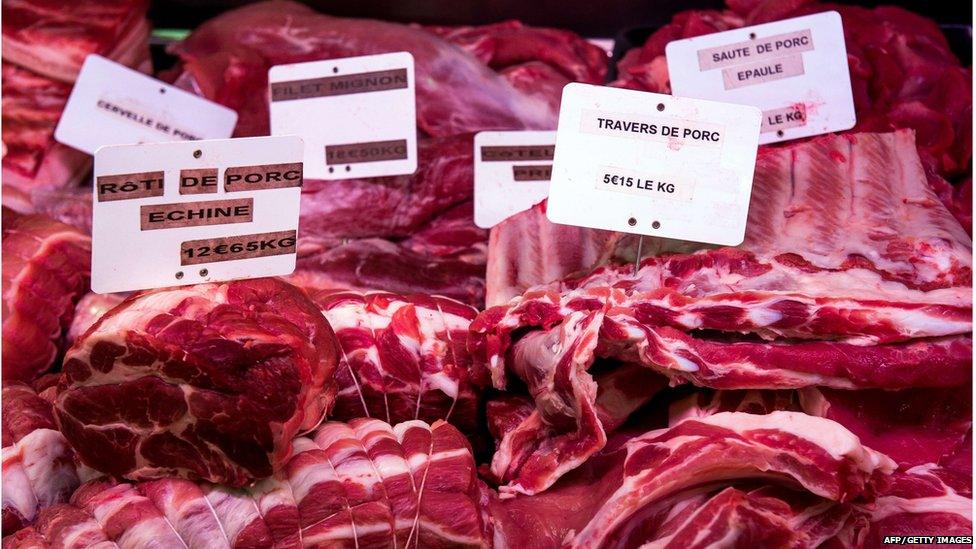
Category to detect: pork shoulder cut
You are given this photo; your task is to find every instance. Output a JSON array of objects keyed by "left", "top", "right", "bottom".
[{"left": 53, "top": 278, "right": 340, "bottom": 486}]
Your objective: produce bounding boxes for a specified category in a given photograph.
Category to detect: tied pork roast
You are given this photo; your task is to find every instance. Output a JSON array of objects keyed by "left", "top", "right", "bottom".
[
  {"left": 313, "top": 290, "right": 482, "bottom": 433},
  {"left": 1, "top": 382, "right": 84, "bottom": 535},
  {"left": 5, "top": 419, "right": 492, "bottom": 548},
  {"left": 53, "top": 278, "right": 340, "bottom": 486}
]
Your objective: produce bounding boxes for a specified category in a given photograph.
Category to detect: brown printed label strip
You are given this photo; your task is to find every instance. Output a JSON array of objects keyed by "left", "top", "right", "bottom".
[
  {"left": 140, "top": 198, "right": 253, "bottom": 231},
  {"left": 722, "top": 54, "right": 804, "bottom": 90},
  {"left": 512, "top": 164, "right": 552, "bottom": 181},
  {"left": 481, "top": 145, "right": 555, "bottom": 162},
  {"left": 325, "top": 139, "right": 408, "bottom": 165},
  {"left": 761, "top": 104, "right": 808, "bottom": 133},
  {"left": 180, "top": 168, "right": 219, "bottom": 195},
  {"left": 180, "top": 230, "right": 297, "bottom": 266},
  {"left": 96, "top": 171, "right": 164, "bottom": 202},
  {"left": 224, "top": 162, "right": 303, "bottom": 192},
  {"left": 697, "top": 29, "right": 814, "bottom": 71},
  {"left": 271, "top": 68, "right": 408, "bottom": 102}
]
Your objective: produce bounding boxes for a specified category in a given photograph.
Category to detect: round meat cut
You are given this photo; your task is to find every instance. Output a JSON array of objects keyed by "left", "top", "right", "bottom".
[{"left": 54, "top": 278, "right": 339, "bottom": 486}]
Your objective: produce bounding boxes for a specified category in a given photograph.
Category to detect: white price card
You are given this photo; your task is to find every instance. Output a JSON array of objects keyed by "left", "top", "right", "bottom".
[
  {"left": 91, "top": 136, "right": 303, "bottom": 294},
  {"left": 55, "top": 55, "right": 238, "bottom": 154},
  {"left": 269, "top": 52, "right": 418, "bottom": 180},
  {"left": 666, "top": 11, "right": 855, "bottom": 144},
  {"left": 547, "top": 83, "right": 761, "bottom": 246},
  {"left": 474, "top": 131, "right": 556, "bottom": 228}
]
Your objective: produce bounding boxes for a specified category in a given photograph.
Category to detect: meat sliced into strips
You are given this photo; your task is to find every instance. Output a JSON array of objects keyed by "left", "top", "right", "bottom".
[
  {"left": 474, "top": 132, "right": 971, "bottom": 403},
  {"left": 6, "top": 419, "right": 492, "bottom": 548},
  {"left": 1, "top": 63, "right": 90, "bottom": 202},
  {"left": 2, "top": 212, "right": 91, "bottom": 382},
  {"left": 600, "top": 317, "right": 972, "bottom": 389},
  {"left": 1, "top": 0, "right": 151, "bottom": 83},
  {"left": 312, "top": 290, "right": 482, "bottom": 433},
  {"left": 54, "top": 278, "right": 340, "bottom": 486},
  {"left": 569, "top": 411, "right": 895, "bottom": 546},
  {"left": 474, "top": 137, "right": 976, "bottom": 491},
  {"left": 169, "top": 0, "right": 555, "bottom": 138}
]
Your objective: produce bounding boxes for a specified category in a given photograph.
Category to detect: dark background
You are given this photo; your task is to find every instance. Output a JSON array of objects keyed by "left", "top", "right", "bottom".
[{"left": 150, "top": 0, "right": 972, "bottom": 35}]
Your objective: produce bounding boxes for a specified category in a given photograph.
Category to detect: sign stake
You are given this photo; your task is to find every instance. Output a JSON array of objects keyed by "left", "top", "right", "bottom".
[{"left": 634, "top": 235, "right": 644, "bottom": 276}]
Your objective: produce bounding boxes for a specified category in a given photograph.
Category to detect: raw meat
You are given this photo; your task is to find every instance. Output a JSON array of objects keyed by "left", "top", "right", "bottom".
[
  {"left": 2, "top": 430, "right": 81, "bottom": 536},
  {"left": 1, "top": 63, "right": 89, "bottom": 205},
  {"left": 799, "top": 386, "right": 972, "bottom": 469},
  {"left": 485, "top": 202, "right": 632, "bottom": 306},
  {"left": 2, "top": 382, "right": 55, "bottom": 447},
  {"left": 6, "top": 419, "right": 493, "bottom": 548},
  {"left": 65, "top": 292, "right": 126, "bottom": 345},
  {"left": 2, "top": 212, "right": 91, "bottom": 382},
  {"left": 424, "top": 20, "right": 608, "bottom": 101},
  {"left": 613, "top": 0, "right": 972, "bottom": 228},
  {"left": 425, "top": 20, "right": 607, "bottom": 84},
  {"left": 487, "top": 130, "right": 971, "bottom": 304},
  {"left": 479, "top": 131, "right": 971, "bottom": 346},
  {"left": 53, "top": 278, "right": 340, "bottom": 486},
  {"left": 312, "top": 290, "right": 482, "bottom": 432},
  {"left": 671, "top": 387, "right": 973, "bottom": 546},
  {"left": 486, "top": 310, "right": 668, "bottom": 496},
  {"left": 474, "top": 131, "right": 972, "bottom": 493},
  {"left": 490, "top": 411, "right": 895, "bottom": 545},
  {"left": 299, "top": 134, "right": 474, "bottom": 241},
  {"left": 291, "top": 238, "right": 487, "bottom": 306},
  {"left": 856, "top": 464, "right": 973, "bottom": 546},
  {"left": 1, "top": 383, "right": 80, "bottom": 535},
  {"left": 168, "top": 2, "right": 613, "bottom": 306},
  {"left": 1, "top": 0, "right": 151, "bottom": 211},
  {"left": 169, "top": 0, "right": 556, "bottom": 138},
  {"left": 1, "top": 0, "right": 151, "bottom": 83},
  {"left": 401, "top": 201, "right": 487, "bottom": 262}
]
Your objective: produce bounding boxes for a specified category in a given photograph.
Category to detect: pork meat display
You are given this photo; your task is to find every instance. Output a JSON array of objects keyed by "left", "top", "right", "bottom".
[
  {"left": 4, "top": 419, "right": 491, "bottom": 548},
  {"left": 473, "top": 130, "right": 973, "bottom": 496},
  {"left": 0, "top": 0, "right": 972, "bottom": 547}
]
